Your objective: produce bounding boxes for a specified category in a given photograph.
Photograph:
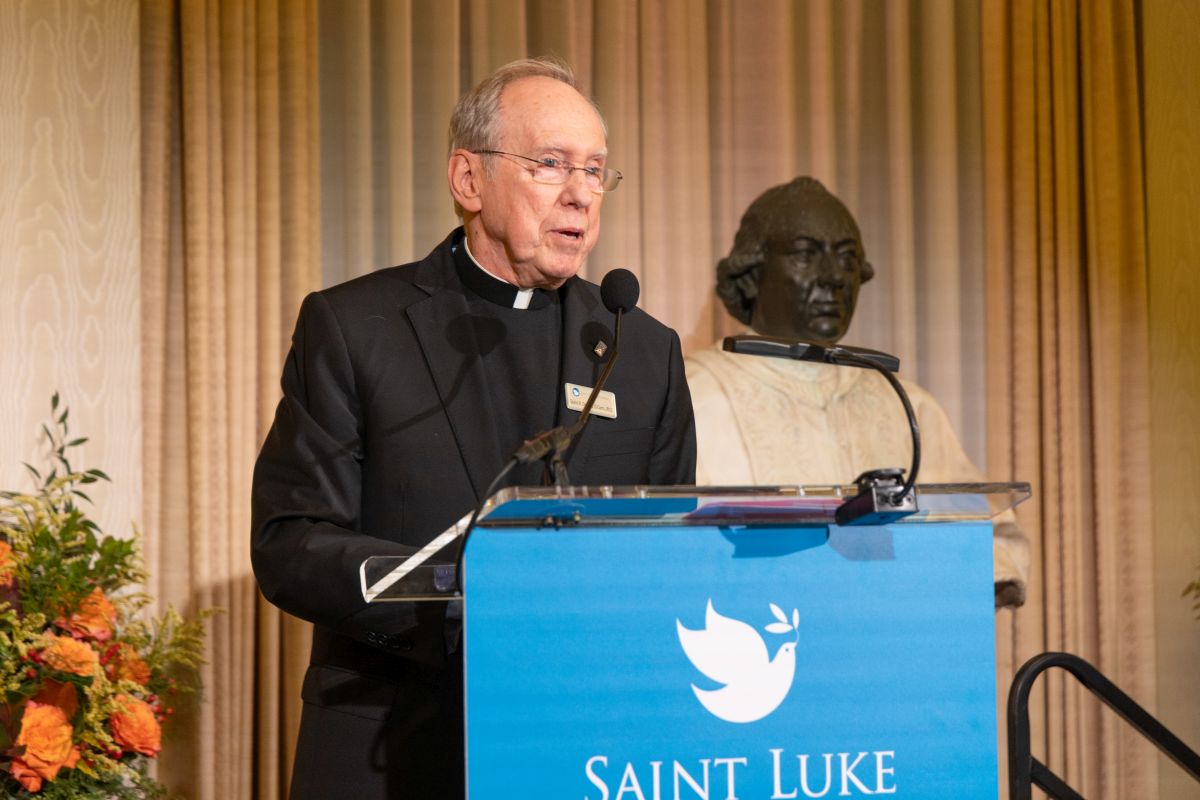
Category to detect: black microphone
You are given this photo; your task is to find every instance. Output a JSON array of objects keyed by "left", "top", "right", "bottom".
[
  {"left": 722, "top": 334, "right": 900, "bottom": 372},
  {"left": 601, "top": 267, "right": 640, "bottom": 314}
]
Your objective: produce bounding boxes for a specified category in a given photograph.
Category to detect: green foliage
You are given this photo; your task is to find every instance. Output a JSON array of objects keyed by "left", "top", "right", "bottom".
[
  {"left": 1185, "top": 567, "right": 1200, "bottom": 622},
  {"left": 0, "top": 396, "right": 211, "bottom": 797},
  {"left": 22, "top": 762, "right": 167, "bottom": 800}
]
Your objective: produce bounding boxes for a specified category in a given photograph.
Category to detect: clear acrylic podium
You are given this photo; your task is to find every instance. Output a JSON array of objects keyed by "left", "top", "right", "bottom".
[{"left": 362, "top": 483, "right": 1029, "bottom": 799}]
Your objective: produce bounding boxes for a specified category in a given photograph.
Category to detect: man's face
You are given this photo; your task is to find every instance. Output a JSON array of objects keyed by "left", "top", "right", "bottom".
[
  {"left": 749, "top": 192, "right": 870, "bottom": 345},
  {"left": 467, "top": 76, "right": 607, "bottom": 290}
]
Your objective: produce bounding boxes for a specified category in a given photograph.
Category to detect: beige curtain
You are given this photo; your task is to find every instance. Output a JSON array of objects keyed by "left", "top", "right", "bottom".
[
  {"left": 982, "top": 1, "right": 1157, "bottom": 797},
  {"left": 140, "top": 1, "right": 320, "bottom": 797},
  {"left": 318, "top": 0, "right": 990, "bottom": 461}
]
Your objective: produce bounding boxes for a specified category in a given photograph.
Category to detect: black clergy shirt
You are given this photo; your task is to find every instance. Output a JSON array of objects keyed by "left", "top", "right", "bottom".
[{"left": 451, "top": 231, "right": 563, "bottom": 487}]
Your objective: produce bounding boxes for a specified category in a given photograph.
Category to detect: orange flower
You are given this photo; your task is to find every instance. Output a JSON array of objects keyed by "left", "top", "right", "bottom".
[
  {"left": 110, "top": 695, "right": 161, "bottom": 757},
  {"left": 0, "top": 540, "right": 16, "bottom": 587},
  {"left": 9, "top": 759, "right": 44, "bottom": 793},
  {"left": 11, "top": 745, "right": 81, "bottom": 792},
  {"left": 105, "top": 643, "right": 151, "bottom": 686},
  {"left": 58, "top": 587, "right": 117, "bottom": 641},
  {"left": 33, "top": 678, "right": 79, "bottom": 720},
  {"left": 12, "top": 700, "right": 76, "bottom": 790},
  {"left": 41, "top": 634, "right": 100, "bottom": 677}
]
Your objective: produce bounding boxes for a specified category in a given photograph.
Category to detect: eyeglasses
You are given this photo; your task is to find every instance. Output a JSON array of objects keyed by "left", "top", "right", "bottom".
[{"left": 474, "top": 150, "right": 623, "bottom": 193}]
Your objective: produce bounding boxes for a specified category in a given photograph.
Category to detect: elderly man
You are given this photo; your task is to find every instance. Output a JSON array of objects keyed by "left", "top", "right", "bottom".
[
  {"left": 251, "top": 58, "right": 696, "bottom": 798},
  {"left": 686, "top": 176, "right": 1028, "bottom": 608}
]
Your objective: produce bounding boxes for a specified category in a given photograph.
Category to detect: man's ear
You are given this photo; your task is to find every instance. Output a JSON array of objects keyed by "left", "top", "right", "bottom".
[
  {"left": 861, "top": 260, "right": 875, "bottom": 284},
  {"left": 447, "top": 150, "right": 483, "bottom": 214}
]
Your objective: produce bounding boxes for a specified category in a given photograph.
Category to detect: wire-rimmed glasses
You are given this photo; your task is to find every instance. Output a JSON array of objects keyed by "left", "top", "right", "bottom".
[{"left": 474, "top": 150, "right": 622, "bottom": 193}]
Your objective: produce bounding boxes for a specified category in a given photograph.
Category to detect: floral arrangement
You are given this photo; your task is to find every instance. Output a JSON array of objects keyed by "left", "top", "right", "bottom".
[{"left": 0, "top": 396, "right": 209, "bottom": 798}]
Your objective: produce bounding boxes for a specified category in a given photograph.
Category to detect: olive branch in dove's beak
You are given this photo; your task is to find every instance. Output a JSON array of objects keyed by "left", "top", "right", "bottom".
[{"left": 764, "top": 604, "right": 801, "bottom": 643}]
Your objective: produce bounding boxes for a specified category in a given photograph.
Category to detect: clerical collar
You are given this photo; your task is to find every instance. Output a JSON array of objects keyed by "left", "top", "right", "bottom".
[{"left": 451, "top": 231, "right": 554, "bottom": 310}]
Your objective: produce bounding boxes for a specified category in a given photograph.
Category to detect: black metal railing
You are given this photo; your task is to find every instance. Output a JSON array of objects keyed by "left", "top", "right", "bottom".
[{"left": 1007, "top": 651, "right": 1200, "bottom": 799}]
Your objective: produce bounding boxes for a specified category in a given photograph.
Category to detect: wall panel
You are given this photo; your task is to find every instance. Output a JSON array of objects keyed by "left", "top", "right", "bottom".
[{"left": 0, "top": 0, "right": 141, "bottom": 539}]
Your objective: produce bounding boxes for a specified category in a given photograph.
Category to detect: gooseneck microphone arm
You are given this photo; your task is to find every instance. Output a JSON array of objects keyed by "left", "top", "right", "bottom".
[
  {"left": 824, "top": 348, "right": 921, "bottom": 502},
  {"left": 506, "top": 305, "right": 623, "bottom": 478},
  {"left": 546, "top": 306, "right": 624, "bottom": 485},
  {"left": 453, "top": 268, "right": 641, "bottom": 592}
]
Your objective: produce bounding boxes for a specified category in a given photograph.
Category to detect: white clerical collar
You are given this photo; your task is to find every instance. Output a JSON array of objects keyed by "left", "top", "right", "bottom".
[{"left": 463, "top": 237, "right": 534, "bottom": 310}]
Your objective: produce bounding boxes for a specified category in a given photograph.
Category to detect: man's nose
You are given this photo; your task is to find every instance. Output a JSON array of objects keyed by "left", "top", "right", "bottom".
[{"left": 560, "top": 169, "right": 596, "bottom": 208}]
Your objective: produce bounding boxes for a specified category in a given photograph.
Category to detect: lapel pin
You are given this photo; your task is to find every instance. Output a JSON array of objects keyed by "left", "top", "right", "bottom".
[{"left": 593, "top": 341, "right": 608, "bottom": 358}]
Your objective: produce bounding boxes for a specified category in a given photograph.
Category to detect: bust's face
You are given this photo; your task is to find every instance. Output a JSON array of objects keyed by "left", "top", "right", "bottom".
[{"left": 748, "top": 190, "right": 870, "bottom": 345}]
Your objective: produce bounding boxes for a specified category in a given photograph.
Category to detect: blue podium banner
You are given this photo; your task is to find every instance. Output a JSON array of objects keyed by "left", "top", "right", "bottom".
[{"left": 464, "top": 521, "right": 997, "bottom": 799}]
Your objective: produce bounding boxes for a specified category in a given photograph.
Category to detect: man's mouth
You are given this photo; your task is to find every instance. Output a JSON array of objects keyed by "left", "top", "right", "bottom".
[{"left": 551, "top": 227, "right": 585, "bottom": 241}]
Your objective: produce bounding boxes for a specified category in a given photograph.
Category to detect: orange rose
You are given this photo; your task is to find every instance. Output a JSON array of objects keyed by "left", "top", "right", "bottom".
[
  {"left": 58, "top": 587, "right": 117, "bottom": 641},
  {"left": 33, "top": 679, "right": 79, "bottom": 720},
  {"left": 105, "top": 643, "right": 151, "bottom": 686},
  {"left": 9, "top": 759, "right": 44, "bottom": 793},
  {"left": 0, "top": 540, "right": 16, "bottom": 587},
  {"left": 11, "top": 745, "right": 82, "bottom": 791},
  {"left": 41, "top": 634, "right": 100, "bottom": 677},
  {"left": 110, "top": 695, "right": 161, "bottom": 757},
  {"left": 12, "top": 700, "right": 76, "bottom": 790}
]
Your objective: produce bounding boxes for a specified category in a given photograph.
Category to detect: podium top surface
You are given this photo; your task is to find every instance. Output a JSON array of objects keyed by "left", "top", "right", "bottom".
[
  {"left": 359, "top": 483, "right": 1029, "bottom": 602},
  {"left": 473, "top": 482, "right": 1030, "bottom": 528}
]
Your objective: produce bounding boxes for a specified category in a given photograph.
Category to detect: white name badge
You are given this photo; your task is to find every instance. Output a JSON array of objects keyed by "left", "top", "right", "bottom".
[{"left": 563, "top": 383, "right": 618, "bottom": 419}]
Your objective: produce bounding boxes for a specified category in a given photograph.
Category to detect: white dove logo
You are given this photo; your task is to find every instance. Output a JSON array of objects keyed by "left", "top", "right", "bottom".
[{"left": 676, "top": 600, "right": 800, "bottom": 723}]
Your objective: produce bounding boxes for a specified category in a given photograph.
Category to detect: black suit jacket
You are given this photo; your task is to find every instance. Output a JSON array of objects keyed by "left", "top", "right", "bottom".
[{"left": 251, "top": 229, "right": 696, "bottom": 797}]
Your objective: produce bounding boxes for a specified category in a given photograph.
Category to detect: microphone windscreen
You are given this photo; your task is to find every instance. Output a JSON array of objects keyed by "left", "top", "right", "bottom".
[{"left": 600, "top": 268, "right": 640, "bottom": 314}]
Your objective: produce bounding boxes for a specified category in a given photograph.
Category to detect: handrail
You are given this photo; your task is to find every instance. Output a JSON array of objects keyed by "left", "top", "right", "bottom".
[{"left": 1007, "top": 651, "right": 1200, "bottom": 799}]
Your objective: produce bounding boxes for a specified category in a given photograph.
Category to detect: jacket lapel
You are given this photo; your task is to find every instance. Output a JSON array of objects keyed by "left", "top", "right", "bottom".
[
  {"left": 557, "top": 278, "right": 614, "bottom": 477},
  {"left": 405, "top": 244, "right": 504, "bottom": 503}
]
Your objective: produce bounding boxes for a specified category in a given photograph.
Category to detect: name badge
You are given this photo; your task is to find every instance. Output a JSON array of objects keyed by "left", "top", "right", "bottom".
[{"left": 563, "top": 383, "right": 617, "bottom": 419}]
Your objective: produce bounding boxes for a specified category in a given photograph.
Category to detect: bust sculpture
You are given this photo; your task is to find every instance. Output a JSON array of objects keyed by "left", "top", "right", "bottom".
[
  {"left": 716, "top": 176, "right": 873, "bottom": 344},
  {"left": 688, "top": 177, "right": 1029, "bottom": 608}
]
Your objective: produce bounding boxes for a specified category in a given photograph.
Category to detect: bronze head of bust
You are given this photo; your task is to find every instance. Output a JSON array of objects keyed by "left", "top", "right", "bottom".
[{"left": 716, "top": 177, "right": 875, "bottom": 345}]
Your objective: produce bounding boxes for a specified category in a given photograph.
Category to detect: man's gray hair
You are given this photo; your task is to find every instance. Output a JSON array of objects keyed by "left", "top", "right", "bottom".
[
  {"left": 448, "top": 56, "right": 604, "bottom": 156},
  {"left": 447, "top": 56, "right": 605, "bottom": 219}
]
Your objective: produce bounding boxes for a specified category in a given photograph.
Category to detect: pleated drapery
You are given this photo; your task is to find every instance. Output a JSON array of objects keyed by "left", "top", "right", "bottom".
[
  {"left": 982, "top": 1, "right": 1158, "bottom": 797},
  {"left": 140, "top": 1, "right": 319, "bottom": 797}
]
